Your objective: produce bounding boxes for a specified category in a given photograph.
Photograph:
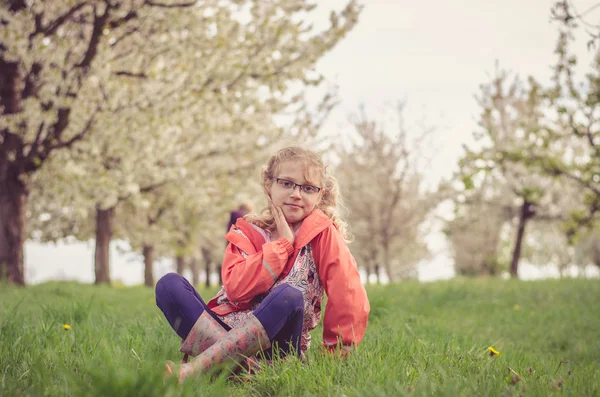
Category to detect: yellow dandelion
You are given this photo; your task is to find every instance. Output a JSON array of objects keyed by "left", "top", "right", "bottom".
[
  {"left": 513, "top": 304, "right": 520, "bottom": 311},
  {"left": 63, "top": 324, "right": 71, "bottom": 331},
  {"left": 488, "top": 346, "right": 500, "bottom": 356}
]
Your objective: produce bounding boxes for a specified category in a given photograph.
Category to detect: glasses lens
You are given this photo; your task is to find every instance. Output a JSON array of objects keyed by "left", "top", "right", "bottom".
[
  {"left": 277, "top": 179, "right": 293, "bottom": 188},
  {"left": 302, "top": 185, "right": 318, "bottom": 194}
]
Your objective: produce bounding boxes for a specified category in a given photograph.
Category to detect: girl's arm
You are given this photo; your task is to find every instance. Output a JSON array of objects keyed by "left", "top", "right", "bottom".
[
  {"left": 313, "top": 226, "right": 370, "bottom": 355},
  {"left": 222, "top": 237, "right": 294, "bottom": 306}
]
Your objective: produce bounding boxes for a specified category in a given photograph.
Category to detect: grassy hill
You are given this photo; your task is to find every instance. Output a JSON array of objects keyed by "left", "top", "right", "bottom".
[{"left": 1, "top": 278, "right": 598, "bottom": 396}]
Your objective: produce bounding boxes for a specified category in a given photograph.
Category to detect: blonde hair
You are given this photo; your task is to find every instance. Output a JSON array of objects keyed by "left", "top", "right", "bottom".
[{"left": 245, "top": 146, "right": 352, "bottom": 243}]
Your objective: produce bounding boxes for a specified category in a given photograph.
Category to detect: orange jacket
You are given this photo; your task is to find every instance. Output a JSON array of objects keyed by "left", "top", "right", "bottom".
[{"left": 207, "top": 209, "right": 370, "bottom": 352}]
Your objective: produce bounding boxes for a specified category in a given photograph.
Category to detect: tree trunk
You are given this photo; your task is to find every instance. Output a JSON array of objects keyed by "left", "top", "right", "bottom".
[
  {"left": 8, "top": 1, "right": 28, "bottom": 12},
  {"left": 366, "top": 261, "right": 374, "bottom": 284},
  {"left": 175, "top": 255, "right": 185, "bottom": 275},
  {"left": 0, "top": 59, "right": 26, "bottom": 285},
  {"left": 0, "top": 60, "right": 22, "bottom": 113},
  {"left": 143, "top": 244, "right": 154, "bottom": 287},
  {"left": 201, "top": 247, "right": 212, "bottom": 288},
  {"left": 204, "top": 260, "right": 210, "bottom": 288},
  {"left": 558, "top": 261, "right": 566, "bottom": 279},
  {"left": 510, "top": 200, "right": 535, "bottom": 278},
  {"left": 382, "top": 242, "right": 394, "bottom": 283},
  {"left": 593, "top": 245, "right": 600, "bottom": 269},
  {"left": 94, "top": 206, "right": 115, "bottom": 285},
  {"left": 190, "top": 258, "right": 200, "bottom": 287},
  {"left": 374, "top": 263, "right": 381, "bottom": 284},
  {"left": 0, "top": 164, "right": 26, "bottom": 285},
  {"left": 368, "top": 244, "right": 379, "bottom": 284},
  {"left": 217, "top": 264, "right": 223, "bottom": 286}
]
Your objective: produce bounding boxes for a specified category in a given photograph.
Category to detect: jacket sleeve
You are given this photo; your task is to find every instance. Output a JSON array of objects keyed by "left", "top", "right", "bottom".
[
  {"left": 222, "top": 237, "right": 294, "bottom": 306},
  {"left": 313, "top": 226, "right": 370, "bottom": 354}
]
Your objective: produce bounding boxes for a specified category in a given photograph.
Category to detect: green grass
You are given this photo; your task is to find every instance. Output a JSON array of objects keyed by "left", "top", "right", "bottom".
[{"left": 1, "top": 278, "right": 599, "bottom": 396}]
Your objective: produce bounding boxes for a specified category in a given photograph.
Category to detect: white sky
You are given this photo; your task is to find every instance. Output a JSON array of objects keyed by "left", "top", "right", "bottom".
[
  {"left": 25, "top": 0, "right": 600, "bottom": 284},
  {"left": 313, "top": 0, "right": 596, "bottom": 186}
]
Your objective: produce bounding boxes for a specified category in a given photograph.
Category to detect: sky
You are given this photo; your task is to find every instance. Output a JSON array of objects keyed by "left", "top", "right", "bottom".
[{"left": 24, "top": 0, "right": 600, "bottom": 285}]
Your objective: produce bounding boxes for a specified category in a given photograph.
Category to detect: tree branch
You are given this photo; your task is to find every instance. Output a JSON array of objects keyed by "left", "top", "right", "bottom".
[
  {"left": 108, "top": 10, "right": 137, "bottom": 29},
  {"left": 24, "top": 120, "right": 45, "bottom": 163},
  {"left": 116, "top": 180, "right": 171, "bottom": 204},
  {"left": 108, "top": 25, "right": 140, "bottom": 48},
  {"left": 113, "top": 71, "right": 148, "bottom": 79},
  {"left": 566, "top": 199, "right": 599, "bottom": 241},
  {"left": 139, "top": 181, "right": 169, "bottom": 194},
  {"left": 76, "top": 4, "right": 110, "bottom": 69},
  {"left": 226, "top": 40, "right": 269, "bottom": 91},
  {"left": 38, "top": 3, "right": 88, "bottom": 37},
  {"left": 144, "top": 0, "right": 197, "bottom": 8},
  {"left": 148, "top": 205, "right": 168, "bottom": 225},
  {"left": 555, "top": 167, "right": 600, "bottom": 197},
  {"left": 49, "top": 107, "right": 99, "bottom": 151}
]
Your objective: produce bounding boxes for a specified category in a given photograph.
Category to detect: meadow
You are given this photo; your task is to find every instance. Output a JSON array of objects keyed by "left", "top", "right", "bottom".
[{"left": 1, "top": 278, "right": 598, "bottom": 396}]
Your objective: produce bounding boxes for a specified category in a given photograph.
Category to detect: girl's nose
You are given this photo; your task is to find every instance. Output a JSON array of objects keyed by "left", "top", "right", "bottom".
[{"left": 289, "top": 185, "right": 302, "bottom": 197}]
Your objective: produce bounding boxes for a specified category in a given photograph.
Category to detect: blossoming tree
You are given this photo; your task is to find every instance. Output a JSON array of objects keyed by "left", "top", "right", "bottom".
[{"left": 1, "top": 0, "right": 361, "bottom": 284}]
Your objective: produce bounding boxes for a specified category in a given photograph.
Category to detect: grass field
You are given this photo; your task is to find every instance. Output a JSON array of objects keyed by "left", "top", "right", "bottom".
[{"left": 1, "top": 278, "right": 599, "bottom": 396}]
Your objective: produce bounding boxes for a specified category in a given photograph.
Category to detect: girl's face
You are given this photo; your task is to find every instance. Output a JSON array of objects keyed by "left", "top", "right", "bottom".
[{"left": 267, "top": 160, "right": 323, "bottom": 230}]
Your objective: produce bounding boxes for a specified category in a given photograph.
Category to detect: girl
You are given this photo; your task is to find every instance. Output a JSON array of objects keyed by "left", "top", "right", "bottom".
[{"left": 155, "top": 146, "right": 370, "bottom": 382}]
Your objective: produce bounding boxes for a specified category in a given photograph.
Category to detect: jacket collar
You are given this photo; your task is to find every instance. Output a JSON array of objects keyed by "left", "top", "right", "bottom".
[
  {"left": 293, "top": 208, "right": 332, "bottom": 249},
  {"left": 226, "top": 208, "right": 333, "bottom": 252},
  {"left": 225, "top": 219, "right": 263, "bottom": 254}
]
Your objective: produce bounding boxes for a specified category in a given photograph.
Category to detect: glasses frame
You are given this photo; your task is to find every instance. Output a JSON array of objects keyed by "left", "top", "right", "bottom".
[{"left": 272, "top": 178, "right": 322, "bottom": 195}]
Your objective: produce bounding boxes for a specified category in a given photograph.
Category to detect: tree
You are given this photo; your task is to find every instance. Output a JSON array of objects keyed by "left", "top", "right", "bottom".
[
  {"left": 574, "top": 227, "right": 600, "bottom": 269},
  {"left": 4, "top": 0, "right": 362, "bottom": 284},
  {"left": 0, "top": 0, "right": 200, "bottom": 284},
  {"left": 458, "top": 68, "right": 567, "bottom": 278},
  {"left": 498, "top": 2, "right": 600, "bottom": 240},
  {"left": 117, "top": 191, "right": 171, "bottom": 287},
  {"left": 525, "top": 221, "right": 576, "bottom": 277},
  {"left": 337, "top": 104, "right": 438, "bottom": 282},
  {"left": 551, "top": 1, "right": 600, "bottom": 48},
  {"left": 114, "top": 139, "right": 269, "bottom": 287},
  {"left": 445, "top": 174, "right": 511, "bottom": 276},
  {"left": 452, "top": 3, "right": 600, "bottom": 277}
]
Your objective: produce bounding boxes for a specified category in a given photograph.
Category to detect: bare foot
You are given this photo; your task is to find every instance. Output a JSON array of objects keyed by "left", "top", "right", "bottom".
[
  {"left": 165, "top": 361, "right": 175, "bottom": 376},
  {"left": 165, "top": 360, "right": 193, "bottom": 384}
]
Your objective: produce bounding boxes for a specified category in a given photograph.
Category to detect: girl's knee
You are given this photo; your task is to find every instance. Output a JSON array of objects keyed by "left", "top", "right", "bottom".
[
  {"left": 156, "top": 272, "right": 183, "bottom": 289},
  {"left": 273, "top": 284, "right": 304, "bottom": 313},
  {"left": 155, "top": 272, "right": 183, "bottom": 303}
]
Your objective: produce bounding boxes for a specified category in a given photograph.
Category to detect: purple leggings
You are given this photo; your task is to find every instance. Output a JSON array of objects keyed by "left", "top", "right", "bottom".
[{"left": 155, "top": 273, "right": 304, "bottom": 357}]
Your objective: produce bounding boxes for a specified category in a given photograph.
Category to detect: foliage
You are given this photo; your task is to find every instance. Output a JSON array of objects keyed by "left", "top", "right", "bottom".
[
  {"left": 1, "top": 0, "right": 362, "bottom": 283},
  {"left": 452, "top": 66, "right": 578, "bottom": 276},
  {"left": 497, "top": 3, "right": 600, "bottom": 239},
  {"left": 22, "top": 0, "right": 361, "bottom": 230},
  {"left": 444, "top": 175, "right": 509, "bottom": 276},
  {"left": 573, "top": 225, "right": 600, "bottom": 268},
  {"left": 447, "top": 2, "right": 600, "bottom": 275}
]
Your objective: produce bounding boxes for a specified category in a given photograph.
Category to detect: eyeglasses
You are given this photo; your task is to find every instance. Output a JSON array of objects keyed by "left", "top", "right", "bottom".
[{"left": 273, "top": 178, "right": 322, "bottom": 195}]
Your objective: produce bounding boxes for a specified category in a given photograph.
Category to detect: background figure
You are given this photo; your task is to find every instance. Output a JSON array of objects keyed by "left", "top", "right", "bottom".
[
  {"left": 219, "top": 202, "right": 253, "bottom": 285},
  {"left": 227, "top": 202, "right": 253, "bottom": 232}
]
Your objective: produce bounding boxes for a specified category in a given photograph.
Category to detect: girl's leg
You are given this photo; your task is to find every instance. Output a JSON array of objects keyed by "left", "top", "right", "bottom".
[
  {"left": 155, "top": 272, "right": 229, "bottom": 339},
  {"left": 252, "top": 283, "right": 304, "bottom": 358},
  {"left": 169, "top": 283, "right": 303, "bottom": 382},
  {"left": 173, "top": 313, "right": 271, "bottom": 383}
]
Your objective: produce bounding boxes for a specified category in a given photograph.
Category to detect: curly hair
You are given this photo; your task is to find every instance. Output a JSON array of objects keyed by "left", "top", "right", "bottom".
[{"left": 244, "top": 146, "right": 352, "bottom": 243}]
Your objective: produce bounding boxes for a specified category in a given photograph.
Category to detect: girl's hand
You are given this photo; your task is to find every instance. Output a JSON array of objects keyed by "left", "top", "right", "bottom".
[{"left": 269, "top": 198, "right": 294, "bottom": 245}]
